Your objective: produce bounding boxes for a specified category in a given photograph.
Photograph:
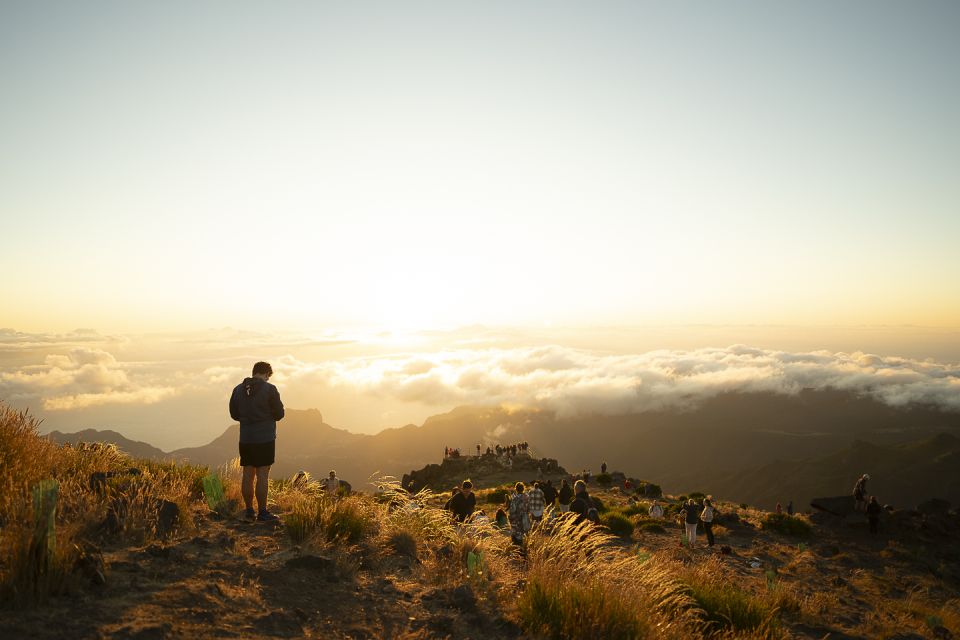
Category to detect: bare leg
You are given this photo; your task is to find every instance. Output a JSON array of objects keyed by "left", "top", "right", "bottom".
[
  {"left": 255, "top": 466, "right": 271, "bottom": 512},
  {"left": 241, "top": 466, "right": 256, "bottom": 510}
]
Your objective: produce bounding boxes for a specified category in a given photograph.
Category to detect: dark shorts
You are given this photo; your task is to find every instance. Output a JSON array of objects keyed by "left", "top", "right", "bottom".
[{"left": 239, "top": 441, "right": 275, "bottom": 468}]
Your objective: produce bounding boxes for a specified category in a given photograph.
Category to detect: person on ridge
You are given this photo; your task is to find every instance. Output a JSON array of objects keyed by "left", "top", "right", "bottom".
[
  {"left": 601, "top": 461, "right": 607, "bottom": 474},
  {"left": 649, "top": 498, "right": 664, "bottom": 520},
  {"left": 786, "top": 500, "right": 794, "bottom": 516},
  {"left": 558, "top": 479, "right": 573, "bottom": 513},
  {"left": 682, "top": 498, "right": 700, "bottom": 547},
  {"left": 866, "top": 495, "right": 882, "bottom": 534},
  {"left": 542, "top": 480, "right": 557, "bottom": 509},
  {"left": 449, "top": 479, "right": 477, "bottom": 523},
  {"left": 853, "top": 474, "right": 870, "bottom": 511},
  {"left": 229, "top": 361, "right": 285, "bottom": 522},
  {"left": 324, "top": 470, "right": 340, "bottom": 497}
]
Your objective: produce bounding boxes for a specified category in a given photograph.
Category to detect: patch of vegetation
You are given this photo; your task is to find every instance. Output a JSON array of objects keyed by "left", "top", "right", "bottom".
[
  {"left": 687, "top": 492, "right": 706, "bottom": 501},
  {"left": 595, "top": 472, "right": 612, "bottom": 487},
  {"left": 590, "top": 495, "right": 608, "bottom": 513},
  {"left": 636, "top": 520, "right": 667, "bottom": 534},
  {"left": 760, "top": 513, "right": 812, "bottom": 537},
  {"left": 620, "top": 502, "right": 648, "bottom": 517},
  {"left": 600, "top": 511, "right": 634, "bottom": 537},
  {"left": 484, "top": 487, "right": 509, "bottom": 504}
]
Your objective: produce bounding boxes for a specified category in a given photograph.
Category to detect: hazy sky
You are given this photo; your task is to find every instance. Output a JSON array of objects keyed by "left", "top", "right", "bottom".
[{"left": 2, "top": 1, "right": 958, "bottom": 333}]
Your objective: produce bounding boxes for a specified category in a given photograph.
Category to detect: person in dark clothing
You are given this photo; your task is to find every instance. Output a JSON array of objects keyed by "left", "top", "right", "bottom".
[
  {"left": 866, "top": 496, "right": 882, "bottom": 534},
  {"left": 449, "top": 480, "right": 477, "bottom": 523},
  {"left": 601, "top": 461, "right": 607, "bottom": 474},
  {"left": 542, "top": 480, "right": 557, "bottom": 508},
  {"left": 683, "top": 499, "right": 700, "bottom": 546},
  {"left": 558, "top": 479, "right": 573, "bottom": 513},
  {"left": 229, "top": 361, "right": 285, "bottom": 521},
  {"left": 700, "top": 498, "right": 715, "bottom": 547},
  {"left": 444, "top": 486, "right": 458, "bottom": 511},
  {"left": 786, "top": 500, "right": 794, "bottom": 516},
  {"left": 570, "top": 480, "right": 596, "bottom": 524}
]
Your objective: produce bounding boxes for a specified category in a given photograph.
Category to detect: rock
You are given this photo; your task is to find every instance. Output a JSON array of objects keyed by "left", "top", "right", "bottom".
[
  {"left": 156, "top": 500, "right": 179, "bottom": 538},
  {"left": 917, "top": 498, "right": 951, "bottom": 515},
  {"left": 450, "top": 584, "right": 476, "bottom": 612},
  {"left": 810, "top": 495, "right": 856, "bottom": 516},
  {"left": 284, "top": 554, "right": 334, "bottom": 571},
  {"left": 251, "top": 611, "right": 303, "bottom": 637}
]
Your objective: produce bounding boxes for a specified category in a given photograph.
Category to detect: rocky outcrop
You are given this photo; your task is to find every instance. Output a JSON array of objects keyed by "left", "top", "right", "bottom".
[{"left": 401, "top": 453, "right": 566, "bottom": 492}]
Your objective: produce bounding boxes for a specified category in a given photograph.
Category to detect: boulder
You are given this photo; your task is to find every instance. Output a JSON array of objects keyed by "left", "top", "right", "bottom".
[{"left": 810, "top": 495, "right": 856, "bottom": 516}]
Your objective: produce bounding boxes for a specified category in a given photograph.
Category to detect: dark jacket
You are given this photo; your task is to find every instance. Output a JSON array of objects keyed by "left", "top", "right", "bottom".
[
  {"left": 558, "top": 484, "right": 573, "bottom": 505},
  {"left": 229, "top": 377, "right": 285, "bottom": 443},
  {"left": 449, "top": 491, "right": 476, "bottom": 522},
  {"left": 542, "top": 484, "right": 557, "bottom": 506},
  {"left": 866, "top": 502, "right": 882, "bottom": 519},
  {"left": 684, "top": 503, "right": 700, "bottom": 525},
  {"left": 570, "top": 491, "right": 594, "bottom": 523}
]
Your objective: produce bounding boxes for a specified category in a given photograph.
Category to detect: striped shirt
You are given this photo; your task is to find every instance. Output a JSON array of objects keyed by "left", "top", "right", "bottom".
[{"left": 528, "top": 488, "right": 546, "bottom": 515}]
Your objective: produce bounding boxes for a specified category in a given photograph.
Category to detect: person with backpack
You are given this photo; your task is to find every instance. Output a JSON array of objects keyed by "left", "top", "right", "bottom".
[
  {"left": 558, "top": 479, "right": 573, "bottom": 513},
  {"left": 683, "top": 499, "right": 700, "bottom": 547},
  {"left": 866, "top": 495, "right": 882, "bottom": 534},
  {"left": 853, "top": 474, "right": 869, "bottom": 511},
  {"left": 508, "top": 482, "right": 531, "bottom": 543},
  {"left": 449, "top": 479, "right": 477, "bottom": 523},
  {"left": 229, "top": 361, "right": 285, "bottom": 522},
  {"left": 700, "top": 498, "right": 716, "bottom": 547},
  {"left": 570, "top": 480, "right": 599, "bottom": 525}
]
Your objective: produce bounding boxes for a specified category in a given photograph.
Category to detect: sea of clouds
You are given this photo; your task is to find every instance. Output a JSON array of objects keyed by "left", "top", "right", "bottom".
[{"left": 4, "top": 328, "right": 956, "bottom": 418}]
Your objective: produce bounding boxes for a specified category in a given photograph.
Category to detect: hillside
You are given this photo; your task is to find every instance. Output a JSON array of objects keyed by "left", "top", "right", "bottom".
[
  {"left": 5, "top": 399, "right": 960, "bottom": 639},
  {"left": 49, "top": 389, "right": 960, "bottom": 511},
  {"left": 46, "top": 428, "right": 170, "bottom": 461}
]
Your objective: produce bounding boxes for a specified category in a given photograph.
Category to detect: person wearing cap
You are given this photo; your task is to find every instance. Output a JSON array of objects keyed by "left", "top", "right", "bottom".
[{"left": 853, "top": 474, "right": 870, "bottom": 511}]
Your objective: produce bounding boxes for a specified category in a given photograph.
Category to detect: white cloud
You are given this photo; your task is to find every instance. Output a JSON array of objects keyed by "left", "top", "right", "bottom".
[{"left": 274, "top": 345, "right": 960, "bottom": 417}]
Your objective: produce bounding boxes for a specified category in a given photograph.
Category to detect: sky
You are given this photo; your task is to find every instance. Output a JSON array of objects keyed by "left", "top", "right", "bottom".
[
  {"left": 1, "top": 3, "right": 959, "bottom": 446},
  {"left": 1, "top": 1, "right": 958, "bottom": 332}
]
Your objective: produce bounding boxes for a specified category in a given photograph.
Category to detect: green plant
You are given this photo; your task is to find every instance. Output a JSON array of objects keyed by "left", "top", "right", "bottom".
[
  {"left": 485, "top": 487, "right": 509, "bottom": 504},
  {"left": 760, "top": 513, "right": 812, "bottom": 537},
  {"left": 636, "top": 520, "right": 666, "bottom": 534},
  {"left": 595, "top": 472, "right": 612, "bottom": 487},
  {"left": 601, "top": 512, "right": 635, "bottom": 537}
]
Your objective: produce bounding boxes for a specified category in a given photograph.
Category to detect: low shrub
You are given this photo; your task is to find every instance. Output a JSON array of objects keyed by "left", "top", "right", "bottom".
[
  {"left": 485, "top": 488, "right": 509, "bottom": 504},
  {"left": 601, "top": 512, "right": 634, "bottom": 537},
  {"left": 687, "top": 492, "right": 706, "bottom": 501},
  {"left": 595, "top": 472, "right": 612, "bottom": 487},
  {"left": 636, "top": 520, "right": 666, "bottom": 534},
  {"left": 760, "top": 513, "right": 812, "bottom": 537},
  {"left": 680, "top": 556, "right": 780, "bottom": 635},
  {"left": 590, "top": 496, "right": 608, "bottom": 513},
  {"left": 621, "top": 502, "right": 648, "bottom": 517},
  {"left": 324, "top": 497, "right": 374, "bottom": 544}
]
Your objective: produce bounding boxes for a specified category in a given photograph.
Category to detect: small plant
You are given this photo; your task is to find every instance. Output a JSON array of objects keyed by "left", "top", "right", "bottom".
[
  {"left": 590, "top": 496, "right": 608, "bottom": 513},
  {"left": 600, "top": 512, "right": 634, "bottom": 537},
  {"left": 636, "top": 520, "right": 666, "bottom": 535},
  {"left": 760, "top": 513, "right": 812, "bottom": 537},
  {"left": 740, "top": 503, "right": 749, "bottom": 510},
  {"left": 595, "top": 472, "right": 612, "bottom": 487},
  {"left": 484, "top": 487, "right": 509, "bottom": 504}
]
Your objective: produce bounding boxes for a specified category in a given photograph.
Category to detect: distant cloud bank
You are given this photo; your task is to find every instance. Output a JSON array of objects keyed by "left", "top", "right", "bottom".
[
  {"left": 1, "top": 328, "right": 958, "bottom": 418},
  {"left": 278, "top": 345, "right": 960, "bottom": 416}
]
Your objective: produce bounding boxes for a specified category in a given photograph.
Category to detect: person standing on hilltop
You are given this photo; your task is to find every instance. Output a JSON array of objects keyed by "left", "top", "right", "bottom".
[
  {"left": 700, "top": 498, "right": 716, "bottom": 547},
  {"left": 229, "top": 361, "right": 285, "bottom": 522},
  {"left": 853, "top": 474, "right": 870, "bottom": 511},
  {"left": 682, "top": 499, "right": 700, "bottom": 547},
  {"left": 601, "top": 461, "right": 607, "bottom": 474},
  {"left": 866, "top": 496, "right": 882, "bottom": 534}
]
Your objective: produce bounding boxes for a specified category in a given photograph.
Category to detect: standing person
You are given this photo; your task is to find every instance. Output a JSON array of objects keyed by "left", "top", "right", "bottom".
[
  {"left": 601, "top": 461, "right": 607, "bottom": 474},
  {"left": 683, "top": 499, "right": 700, "bottom": 547},
  {"left": 229, "top": 361, "right": 285, "bottom": 522},
  {"left": 558, "top": 479, "right": 573, "bottom": 513},
  {"left": 649, "top": 499, "right": 664, "bottom": 520},
  {"left": 570, "top": 480, "right": 598, "bottom": 524},
  {"left": 528, "top": 482, "right": 546, "bottom": 523},
  {"left": 776, "top": 502, "right": 783, "bottom": 515},
  {"left": 866, "top": 496, "right": 882, "bottom": 534},
  {"left": 853, "top": 474, "right": 870, "bottom": 511},
  {"left": 324, "top": 470, "right": 340, "bottom": 497},
  {"left": 700, "top": 498, "right": 716, "bottom": 547},
  {"left": 450, "top": 479, "right": 477, "bottom": 523},
  {"left": 476, "top": 444, "right": 481, "bottom": 457},
  {"left": 508, "top": 482, "right": 531, "bottom": 543},
  {"left": 786, "top": 500, "right": 794, "bottom": 516},
  {"left": 542, "top": 480, "right": 557, "bottom": 509}
]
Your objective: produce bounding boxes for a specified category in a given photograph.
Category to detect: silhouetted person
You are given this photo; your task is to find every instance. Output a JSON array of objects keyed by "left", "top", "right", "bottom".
[
  {"left": 786, "top": 500, "right": 794, "bottom": 516},
  {"left": 449, "top": 479, "right": 476, "bottom": 523},
  {"left": 683, "top": 499, "right": 700, "bottom": 547},
  {"left": 542, "top": 480, "right": 557, "bottom": 508},
  {"left": 229, "top": 361, "right": 284, "bottom": 521},
  {"left": 601, "top": 461, "right": 607, "bottom": 474},
  {"left": 570, "top": 480, "right": 598, "bottom": 524},
  {"left": 558, "top": 479, "right": 573, "bottom": 513},
  {"left": 853, "top": 474, "right": 869, "bottom": 511},
  {"left": 776, "top": 502, "right": 782, "bottom": 514},
  {"left": 476, "top": 444, "right": 481, "bottom": 456},
  {"left": 866, "top": 496, "right": 882, "bottom": 534}
]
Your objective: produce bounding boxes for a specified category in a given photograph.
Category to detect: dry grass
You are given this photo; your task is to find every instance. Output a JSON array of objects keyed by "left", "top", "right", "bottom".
[{"left": 0, "top": 403, "right": 203, "bottom": 607}]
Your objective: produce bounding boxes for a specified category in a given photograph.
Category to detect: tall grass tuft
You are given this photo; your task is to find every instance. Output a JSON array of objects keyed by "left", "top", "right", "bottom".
[{"left": 518, "top": 516, "right": 700, "bottom": 639}]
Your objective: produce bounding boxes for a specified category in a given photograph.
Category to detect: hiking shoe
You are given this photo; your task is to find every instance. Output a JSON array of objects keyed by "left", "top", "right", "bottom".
[
  {"left": 244, "top": 507, "right": 256, "bottom": 520},
  {"left": 256, "top": 510, "right": 280, "bottom": 522}
]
